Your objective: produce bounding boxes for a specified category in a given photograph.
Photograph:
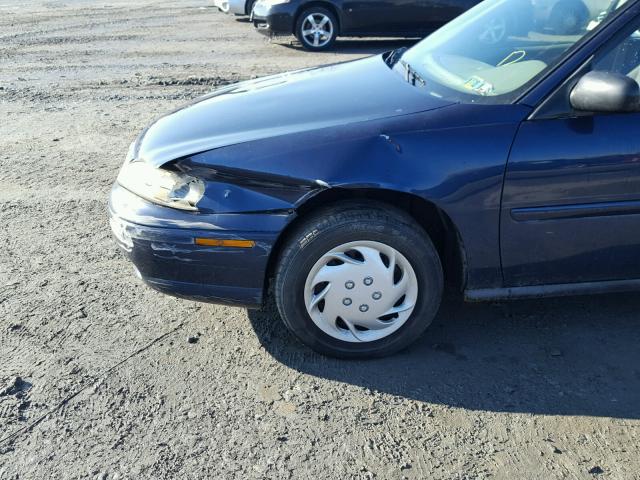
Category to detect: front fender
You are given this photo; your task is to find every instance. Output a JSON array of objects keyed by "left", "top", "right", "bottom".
[{"left": 181, "top": 103, "right": 531, "bottom": 288}]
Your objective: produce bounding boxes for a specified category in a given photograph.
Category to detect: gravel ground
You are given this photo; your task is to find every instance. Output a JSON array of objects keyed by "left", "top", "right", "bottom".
[{"left": 1, "top": 1, "right": 639, "bottom": 479}]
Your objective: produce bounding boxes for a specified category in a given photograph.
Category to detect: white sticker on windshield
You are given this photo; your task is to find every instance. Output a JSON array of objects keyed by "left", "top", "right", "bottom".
[{"left": 464, "top": 76, "right": 495, "bottom": 96}]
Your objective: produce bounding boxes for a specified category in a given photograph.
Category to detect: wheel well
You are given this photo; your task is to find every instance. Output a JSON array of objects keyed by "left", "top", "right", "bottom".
[
  {"left": 294, "top": 1, "right": 341, "bottom": 34},
  {"left": 264, "top": 188, "right": 467, "bottom": 300}
]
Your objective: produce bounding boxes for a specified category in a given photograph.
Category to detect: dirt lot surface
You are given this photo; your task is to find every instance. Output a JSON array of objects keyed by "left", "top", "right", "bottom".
[{"left": 1, "top": 1, "right": 639, "bottom": 478}]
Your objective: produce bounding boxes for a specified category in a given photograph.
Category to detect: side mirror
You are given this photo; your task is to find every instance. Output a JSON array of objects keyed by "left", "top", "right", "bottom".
[{"left": 570, "top": 71, "right": 640, "bottom": 113}]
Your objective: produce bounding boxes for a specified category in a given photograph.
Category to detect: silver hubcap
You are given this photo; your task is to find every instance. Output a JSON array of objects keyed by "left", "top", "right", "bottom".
[
  {"left": 304, "top": 241, "right": 419, "bottom": 343},
  {"left": 301, "top": 13, "right": 333, "bottom": 48}
]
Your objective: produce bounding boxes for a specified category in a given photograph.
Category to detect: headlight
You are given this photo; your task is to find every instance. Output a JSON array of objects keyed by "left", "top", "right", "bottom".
[{"left": 117, "top": 160, "right": 205, "bottom": 211}]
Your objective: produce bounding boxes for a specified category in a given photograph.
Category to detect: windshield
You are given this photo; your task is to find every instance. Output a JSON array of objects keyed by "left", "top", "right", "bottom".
[{"left": 398, "top": 0, "right": 630, "bottom": 102}]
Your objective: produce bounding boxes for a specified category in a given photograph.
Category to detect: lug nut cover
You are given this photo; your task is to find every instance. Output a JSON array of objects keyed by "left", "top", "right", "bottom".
[{"left": 359, "top": 304, "right": 369, "bottom": 312}]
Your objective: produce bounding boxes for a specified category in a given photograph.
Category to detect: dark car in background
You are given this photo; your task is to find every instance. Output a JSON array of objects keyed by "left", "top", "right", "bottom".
[
  {"left": 251, "top": 0, "right": 605, "bottom": 50},
  {"left": 252, "top": 0, "right": 483, "bottom": 50}
]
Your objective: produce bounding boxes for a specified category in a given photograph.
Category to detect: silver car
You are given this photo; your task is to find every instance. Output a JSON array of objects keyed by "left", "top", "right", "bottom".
[{"left": 214, "top": 0, "right": 255, "bottom": 15}]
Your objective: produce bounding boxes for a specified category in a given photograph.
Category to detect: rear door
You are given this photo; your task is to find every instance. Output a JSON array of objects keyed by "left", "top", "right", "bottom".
[{"left": 342, "top": 0, "right": 477, "bottom": 36}]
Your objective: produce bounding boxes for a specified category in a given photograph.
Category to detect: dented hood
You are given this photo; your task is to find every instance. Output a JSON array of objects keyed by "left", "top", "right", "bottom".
[{"left": 136, "top": 55, "right": 454, "bottom": 167}]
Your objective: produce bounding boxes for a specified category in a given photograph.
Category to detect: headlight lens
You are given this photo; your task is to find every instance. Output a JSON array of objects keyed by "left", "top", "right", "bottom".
[{"left": 117, "top": 160, "right": 205, "bottom": 211}]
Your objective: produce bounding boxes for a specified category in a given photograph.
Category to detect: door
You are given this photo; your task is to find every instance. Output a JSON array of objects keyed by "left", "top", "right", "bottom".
[
  {"left": 341, "top": 0, "right": 404, "bottom": 34},
  {"left": 412, "top": 0, "right": 479, "bottom": 34},
  {"left": 501, "top": 22, "right": 640, "bottom": 286}
]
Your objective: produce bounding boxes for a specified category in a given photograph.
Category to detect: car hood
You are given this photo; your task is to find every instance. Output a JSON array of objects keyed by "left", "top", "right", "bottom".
[{"left": 135, "top": 55, "right": 455, "bottom": 167}]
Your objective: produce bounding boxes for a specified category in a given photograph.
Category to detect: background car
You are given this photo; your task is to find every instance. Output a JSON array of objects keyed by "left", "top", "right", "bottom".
[
  {"left": 252, "top": 0, "right": 484, "bottom": 51},
  {"left": 214, "top": 0, "right": 256, "bottom": 16}
]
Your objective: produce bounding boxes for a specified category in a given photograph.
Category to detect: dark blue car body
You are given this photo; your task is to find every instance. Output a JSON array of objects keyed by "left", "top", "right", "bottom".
[{"left": 109, "top": 0, "right": 640, "bottom": 308}]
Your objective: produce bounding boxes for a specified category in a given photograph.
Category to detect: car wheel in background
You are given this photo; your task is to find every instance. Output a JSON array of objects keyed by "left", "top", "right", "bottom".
[
  {"left": 547, "top": 0, "right": 589, "bottom": 35},
  {"left": 478, "top": 14, "right": 509, "bottom": 44},
  {"left": 477, "top": 0, "right": 537, "bottom": 44},
  {"left": 274, "top": 203, "right": 444, "bottom": 358},
  {"left": 295, "top": 7, "right": 338, "bottom": 51}
]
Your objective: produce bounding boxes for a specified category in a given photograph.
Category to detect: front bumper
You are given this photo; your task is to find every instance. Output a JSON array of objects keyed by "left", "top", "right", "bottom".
[
  {"left": 252, "top": 1, "right": 296, "bottom": 36},
  {"left": 109, "top": 183, "right": 289, "bottom": 308}
]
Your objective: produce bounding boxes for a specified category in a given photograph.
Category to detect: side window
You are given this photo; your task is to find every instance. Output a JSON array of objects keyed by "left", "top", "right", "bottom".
[
  {"left": 534, "top": 15, "right": 640, "bottom": 118},
  {"left": 593, "top": 28, "right": 640, "bottom": 82}
]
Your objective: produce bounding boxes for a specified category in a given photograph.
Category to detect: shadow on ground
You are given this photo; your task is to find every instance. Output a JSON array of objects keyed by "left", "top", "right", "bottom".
[
  {"left": 249, "top": 292, "right": 640, "bottom": 419},
  {"left": 265, "top": 37, "right": 418, "bottom": 55}
]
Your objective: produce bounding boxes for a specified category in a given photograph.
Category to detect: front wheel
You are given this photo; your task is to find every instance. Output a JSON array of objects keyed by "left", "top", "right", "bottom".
[
  {"left": 274, "top": 203, "right": 443, "bottom": 358},
  {"left": 295, "top": 7, "right": 338, "bottom": 51}
]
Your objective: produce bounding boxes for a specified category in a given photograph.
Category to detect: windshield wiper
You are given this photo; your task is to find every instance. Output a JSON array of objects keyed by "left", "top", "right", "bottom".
[
  {"left": 399, "top": 60, "right": 426, "bottom": 87},
  {"left": 385, "top": 47, "right": 426, "bottom": 88},
  {"left": 385, "top": 47, "right": 408, "bottom": 68}
]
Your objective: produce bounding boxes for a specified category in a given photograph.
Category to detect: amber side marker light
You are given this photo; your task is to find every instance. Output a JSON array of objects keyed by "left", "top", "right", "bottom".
[{"left": 194, "top": 238, "right": 255, "bottom": 248}]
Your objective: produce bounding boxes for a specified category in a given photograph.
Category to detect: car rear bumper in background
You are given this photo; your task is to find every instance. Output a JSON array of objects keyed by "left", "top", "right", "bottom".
[
  {"left": 252, "top": 1, "right": 296, "bottom": 36},
  {"left": 214, "top": 0, "right": 230, "bottom": 13},
  {"left": 108, "top": 183, "right": 289, "bottom": 309},
  {"left": 214, "top": 0, "right": 246, "bottom": 15}
]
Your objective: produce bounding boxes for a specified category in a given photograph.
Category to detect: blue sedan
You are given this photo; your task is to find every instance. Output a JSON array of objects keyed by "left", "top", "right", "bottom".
[{"left": 110, "top": 0, "right": 640, "bottom": 358}]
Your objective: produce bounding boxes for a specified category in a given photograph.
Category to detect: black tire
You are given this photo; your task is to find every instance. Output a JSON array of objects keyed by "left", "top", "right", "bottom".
[
  {"left": 274, "top": 202, "right": 444, "bottom": 359},
  {"left": 295, "top": 7, "right": 338, "bottom": 52}
]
